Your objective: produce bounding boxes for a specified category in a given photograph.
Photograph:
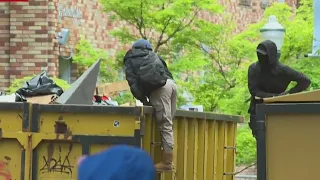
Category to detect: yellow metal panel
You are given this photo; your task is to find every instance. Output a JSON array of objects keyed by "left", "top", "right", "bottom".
[
  {"left": 216, "top": 121, "right": 225, "bottom": 180},
  {"left": 142, "top": 114, "right": 152, "bottom": 154},
  {"left": 186, "top": 118, "right": 195, "bottom": 180},
  {"left": 196, "top": 118, "right": 205, "bottom": 180},
  {"left": 224, "top": 122, "right": 237, "bottom": 180},
  {"left": 205, "top": 120, "right": 216, "bottom": 180},
  {"left": 38, "top": 113, "right": 137, "bottom": 136},
  {"left": 175, "top": 117, "right": 188, "bottom": 180},
  {"left": 0, "top": 111, "right": 25, "bottom": 132},
  {"left": 90, "top": 144, "right": 110, "bottom": 154},
  {"left": 36, "top": 141, "right": 81, "bottom": 180},
  {"left": 142, "top": 110, "right": 241, "bottom": 180},
  {"left": 266, "top": 114, "right": 320, "bottom": 180},
  {"left": 0, "top": 139, "right": 24, "bottom": 180}
]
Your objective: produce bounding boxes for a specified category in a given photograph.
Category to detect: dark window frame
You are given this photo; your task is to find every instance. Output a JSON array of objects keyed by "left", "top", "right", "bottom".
[{"left": 239, "top": 0, "right": 252, "bottom": 6}]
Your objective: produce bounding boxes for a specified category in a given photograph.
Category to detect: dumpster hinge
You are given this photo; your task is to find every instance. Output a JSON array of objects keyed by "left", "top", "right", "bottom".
[
  {"left": 151, "top": 141, "right": 162, "bottom": 146},
  {"left": 140, "top": 115, "right": 146, "bottom": 136},
  {"left": 224, "top": 146, "right": 236, "bottom": 150},
  {"left": 224, "top": 172, "right": 237, "bottom": 176}
]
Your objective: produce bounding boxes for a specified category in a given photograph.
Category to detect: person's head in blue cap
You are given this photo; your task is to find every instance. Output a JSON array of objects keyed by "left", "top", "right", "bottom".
[
  {"left": 77, "top": 145, "right": 156, "bottom": 180},
  {"left": 132, "top": 39, "right": 153, "bottom": 51}
]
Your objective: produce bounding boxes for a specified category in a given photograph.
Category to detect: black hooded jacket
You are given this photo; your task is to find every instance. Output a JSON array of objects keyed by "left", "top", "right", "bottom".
[
  {"left": 248, "top": 40, "right": 311, "bottom": 114},
  {"left": 123, "top": 48, "right": 173, "bottom": 102}
]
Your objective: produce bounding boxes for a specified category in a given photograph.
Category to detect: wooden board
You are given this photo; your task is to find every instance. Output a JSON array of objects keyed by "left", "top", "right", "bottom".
[
  {"left": 96, "top": 81, "right": 130, "bottom": 96},
  {"left": 261, "top": 89, "right": 320, "bottom": 103}
]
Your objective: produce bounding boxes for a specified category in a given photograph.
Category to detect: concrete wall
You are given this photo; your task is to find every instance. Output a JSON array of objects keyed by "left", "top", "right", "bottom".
[{"left": 0, "top": 0, "right": 297, "bottom": 90}]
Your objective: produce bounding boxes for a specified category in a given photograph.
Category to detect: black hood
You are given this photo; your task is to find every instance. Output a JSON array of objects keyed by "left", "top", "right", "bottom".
[
  {"left": 256, "top": 40, "right": 278, "bottom": 68},
  {"left": 123, "top": 49, "right": 150, "bottom": 63}
]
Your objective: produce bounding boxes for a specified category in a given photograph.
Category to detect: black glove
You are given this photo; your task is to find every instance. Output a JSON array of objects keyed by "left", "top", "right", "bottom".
[
  {"left": 142, "top": 100, "right": 152, "bottom": 106},
  {"left": 278, "top": 92, "right": 289, "bottom": 96}
]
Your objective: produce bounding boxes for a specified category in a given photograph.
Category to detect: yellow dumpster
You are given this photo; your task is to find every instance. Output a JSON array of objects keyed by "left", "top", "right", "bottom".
[
  {"left": 0, "top": 102, "right": 30, "bottom": 180},
  {"left": 30, "top": 104, "right": 149, "bottom": 180},
  {"left": 0, "top": 102, "right": 243, "bottom": 180},
  {"left": 256, "top": 90, "right": 320, "bottom": 180},
  {"left": 142, "top": 108, "right": 243, "bottom": 180}
]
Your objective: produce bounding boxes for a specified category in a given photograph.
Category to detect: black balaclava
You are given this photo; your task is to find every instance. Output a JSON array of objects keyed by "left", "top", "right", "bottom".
[{"left": 256, "top": 40, "right": 278, "bottom": 71}]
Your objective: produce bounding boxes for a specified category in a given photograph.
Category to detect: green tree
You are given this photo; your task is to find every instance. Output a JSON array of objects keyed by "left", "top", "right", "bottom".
[
  {"left": 100, "top": 0, "right": 223, "bottom": 54},
  {"left": 73, "top": 37, "right": 119, "bottom": 83},
  {"left": 232, "top": 0, "right": 316, "bottom": 166},
  {"left": 100, "top": 0, "right": 226, "bottom": 104},
  {"left": 216, "top": 0, "right": 315, "bottom": 116}
]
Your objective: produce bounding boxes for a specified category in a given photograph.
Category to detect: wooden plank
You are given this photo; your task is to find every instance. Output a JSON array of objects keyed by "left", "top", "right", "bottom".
[{"left": 96, "top": 81, "right": 130, "bottom": 96}]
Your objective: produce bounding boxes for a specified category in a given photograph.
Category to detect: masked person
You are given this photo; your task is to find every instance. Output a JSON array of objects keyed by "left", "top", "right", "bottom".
[
  {"left": 248, "top": 40, "right": 311, "bottom": 138},
  {"left": 123, "top": 39, "right": 177, "bottom": 172}
]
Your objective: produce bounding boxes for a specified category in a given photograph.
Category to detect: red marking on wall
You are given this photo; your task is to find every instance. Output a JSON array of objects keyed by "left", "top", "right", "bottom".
[{"left": 0, "top": 156, "right": 12, "bottom": 180}]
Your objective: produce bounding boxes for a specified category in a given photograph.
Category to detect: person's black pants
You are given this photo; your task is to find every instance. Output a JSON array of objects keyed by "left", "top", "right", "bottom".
[{"left": 248, "top": 114, "right": 257, "bottom": 140}]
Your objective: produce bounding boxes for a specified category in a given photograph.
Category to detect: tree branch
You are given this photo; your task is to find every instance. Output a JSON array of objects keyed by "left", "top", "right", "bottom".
[
  {"left": 154, "top": 17, "right": 173, "bottom": 52},
  {"left": 202, "top": 46, "right": 234, "bottom": 88},
  {"left": 112, "top": 10, "right": 139, "bottom": 30},
  {"left": 234, "top": 163, "right": 257, "bottom": 175},
  {"left": 158, "top": 8, "right": 201, "bottom": 47},
  {"left": 128, "top": 7, "right": 147, "bottom": 39}
]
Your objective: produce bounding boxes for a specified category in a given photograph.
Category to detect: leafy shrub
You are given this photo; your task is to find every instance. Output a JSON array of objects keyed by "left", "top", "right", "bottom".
[{"left": 236, "top": 125, "right": 256, "bottom": 165}]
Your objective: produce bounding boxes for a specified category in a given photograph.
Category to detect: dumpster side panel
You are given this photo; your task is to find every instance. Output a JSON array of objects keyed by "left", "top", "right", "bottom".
[
  {"left": 144, "top": 110, "right": 240, "bottom": 180},
  {"left": 256, "top": 103, "right": 320, "bottom": 180},
  {"left": 0, "top": 102, "right": 30, "bottom": 132},
  {"left": 266, "top": 114, "right": 320, "bottom": 180},
  {"left": 31, "top": 104, "right": 144, "bottom": 180},
  {"left": 0, "top": 102, "right": 31, "bottom": 180},
  {"left": 0, "top": 137, "right": 27, "bottom": 180}
]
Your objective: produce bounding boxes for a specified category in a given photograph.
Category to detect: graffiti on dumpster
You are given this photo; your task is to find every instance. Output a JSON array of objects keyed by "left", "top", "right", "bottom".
[
  {"left": 40, "top": 143, "right": 74, "bottom": 176},
  {"left": 0, "top": 156, "right": 12, "bottom": 180}
]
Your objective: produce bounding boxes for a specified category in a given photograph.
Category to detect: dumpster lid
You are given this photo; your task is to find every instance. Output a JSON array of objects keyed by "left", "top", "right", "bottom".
[
  {"left": 55, "top": 58, "right": 101, "bottom": 105},
  {"left": 258, "top": 89, "right": 320, "bottom": 103}
]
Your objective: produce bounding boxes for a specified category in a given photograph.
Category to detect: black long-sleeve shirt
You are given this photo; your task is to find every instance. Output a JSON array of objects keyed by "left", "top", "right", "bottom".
[{"left": 248, "top": 40, "right": 311, "bottom": 114}]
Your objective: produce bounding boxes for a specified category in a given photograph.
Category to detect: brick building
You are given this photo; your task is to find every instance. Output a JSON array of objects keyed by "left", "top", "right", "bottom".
[{"left": 0, "top": 0, "right": 297, "bottom": 91}]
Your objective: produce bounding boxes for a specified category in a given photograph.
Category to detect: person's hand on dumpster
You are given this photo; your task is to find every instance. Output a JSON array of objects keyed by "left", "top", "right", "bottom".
[
  {"left": 278, "top": 92, "right": 289, "bottom": 96},
  {"left": 142, "top": 100, "right": 152, "bottom": 106}
]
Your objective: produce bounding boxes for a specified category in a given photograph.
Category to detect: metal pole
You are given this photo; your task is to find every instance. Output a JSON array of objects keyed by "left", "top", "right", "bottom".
[{"left": 312, "top": 0, "right": 320, "bottom": 55}]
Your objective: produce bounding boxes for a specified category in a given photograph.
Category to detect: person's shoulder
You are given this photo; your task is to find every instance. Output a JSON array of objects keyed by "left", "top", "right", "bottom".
[{"left": 248, "top": 62, "right": 258, "bottom": 70}]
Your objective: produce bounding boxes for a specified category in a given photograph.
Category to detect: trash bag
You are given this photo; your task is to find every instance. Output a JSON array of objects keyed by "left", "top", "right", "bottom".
[{"left": 16, "top": 71, "right": 64, "bottom": 97}]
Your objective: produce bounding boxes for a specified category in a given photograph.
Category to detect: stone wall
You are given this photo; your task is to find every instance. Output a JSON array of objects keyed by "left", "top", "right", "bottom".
[{"left": 0, "top": 0, "right": 297, "bottom": 90}]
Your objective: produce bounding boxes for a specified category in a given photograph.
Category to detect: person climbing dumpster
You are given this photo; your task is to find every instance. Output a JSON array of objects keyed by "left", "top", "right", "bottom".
[
  {"left": 123, "top": 39, "right": 177, "bottom": 172},
  {"left": 247, "top": 40, "right": 311, "bottom": 138}
]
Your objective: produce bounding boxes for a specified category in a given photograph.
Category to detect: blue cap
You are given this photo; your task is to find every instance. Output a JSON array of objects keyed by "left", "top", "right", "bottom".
[
  {"left": 132, "top": 39, "right": 153, "bottom": 50},
  {"left": 78, "top": 145, "right": 155, "bottom": 180}
]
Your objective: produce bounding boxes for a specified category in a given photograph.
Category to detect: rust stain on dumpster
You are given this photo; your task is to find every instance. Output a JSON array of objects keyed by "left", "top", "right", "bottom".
[{"left": 0, "top": 156, "right": 12, "bottom": 180}]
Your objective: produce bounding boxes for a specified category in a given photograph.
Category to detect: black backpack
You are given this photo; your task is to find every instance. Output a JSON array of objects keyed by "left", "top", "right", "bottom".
[{"left": 138, "top": 52, "right": 167, "bottom": 89}]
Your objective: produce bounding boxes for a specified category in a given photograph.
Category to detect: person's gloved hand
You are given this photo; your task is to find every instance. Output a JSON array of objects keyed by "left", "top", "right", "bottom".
[
  {"left": 142, "top": 100, "right": 152, "bottom": 106},
  {"left": 278, "top": 92, "right": 288, "bottom": 96}
]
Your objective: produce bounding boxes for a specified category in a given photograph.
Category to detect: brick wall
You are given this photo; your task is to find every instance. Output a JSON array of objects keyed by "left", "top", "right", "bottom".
[{"left": 0, "top": 0, "right": 297, "bottom": 91}]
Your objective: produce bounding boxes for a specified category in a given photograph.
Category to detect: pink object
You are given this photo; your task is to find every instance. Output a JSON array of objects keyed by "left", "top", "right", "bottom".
[{"left": 77, "top": 155, "right": 87, "bottom": 165}]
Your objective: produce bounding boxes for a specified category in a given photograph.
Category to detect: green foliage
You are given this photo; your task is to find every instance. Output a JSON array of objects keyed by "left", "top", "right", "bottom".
[
  {"left": 73, "top": 37, "right": 119, "bottom": 83},
  {"left": 100, "top": 0, "right": 223, "bottom": 54},
  {"left": 236, "top": 125, "right": 256, "bottom": 165},
  {"left": 8, "top": 75, "right": 70, "bottom": 94},
  {"left": 113, "top": 91, "right": 135, "bottom": 105}
]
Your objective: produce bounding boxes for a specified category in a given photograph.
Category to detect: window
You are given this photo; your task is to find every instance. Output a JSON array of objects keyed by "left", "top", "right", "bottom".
[
  {"left": 239, "top": 0, "right": 252, "bottom": 6},
  {"left": 58, "top": 57, "right": 71, "bottom": 83}
]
